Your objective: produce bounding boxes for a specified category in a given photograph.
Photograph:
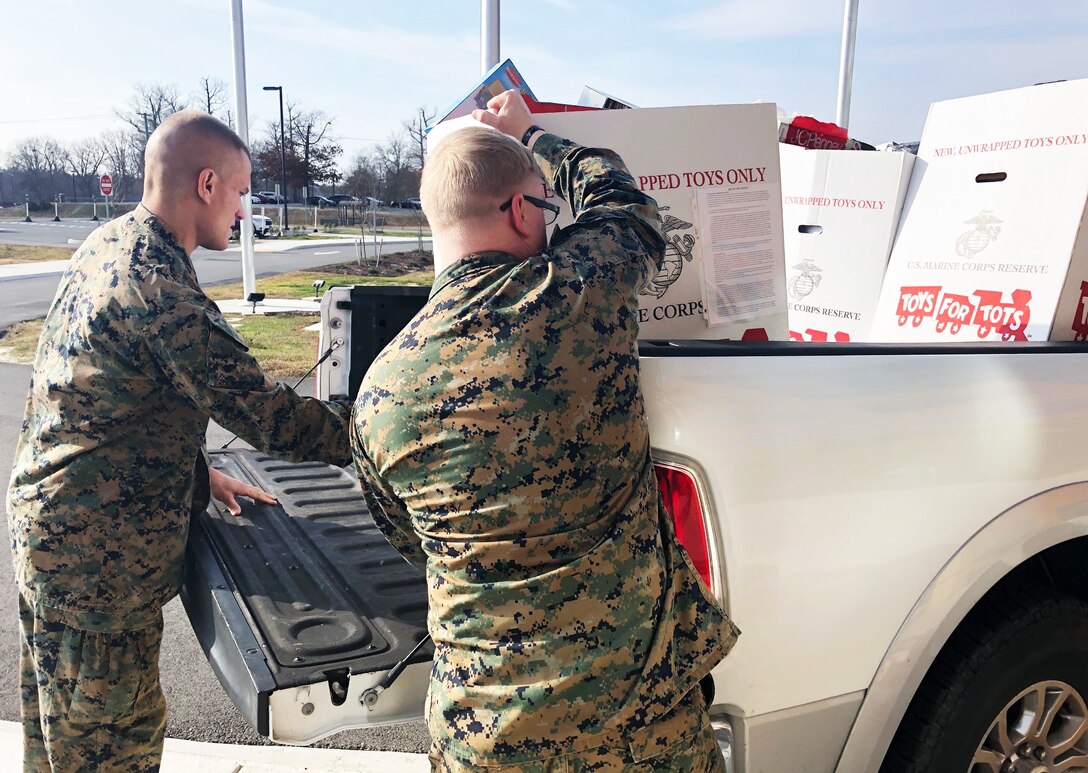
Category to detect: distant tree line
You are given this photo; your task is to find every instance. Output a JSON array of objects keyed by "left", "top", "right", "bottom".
[{"left": 1, "top": 79, "right": 432, "bottom": 210}]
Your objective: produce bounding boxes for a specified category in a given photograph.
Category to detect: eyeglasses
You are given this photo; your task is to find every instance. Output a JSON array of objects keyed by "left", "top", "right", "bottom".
[{"left": 499, "top": 193, "right": 560, "bottom": 226}]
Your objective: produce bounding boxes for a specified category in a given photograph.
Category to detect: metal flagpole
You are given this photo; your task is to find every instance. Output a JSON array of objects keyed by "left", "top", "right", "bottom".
[
  {"left": 230, "top": 0, "right": 257, "bottom": 300},
  {"left": 835, "top": 0, "right": 861, "bottom": 131},
  {"left": 481, "top": 0, "right": 500, "bottom": 75}
]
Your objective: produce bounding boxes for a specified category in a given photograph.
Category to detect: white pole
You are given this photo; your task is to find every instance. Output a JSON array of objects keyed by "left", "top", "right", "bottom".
[
  {"left": 481, "top": 0, "right": 500, "bottom": 75},
  {"left": 230, "top": 0, "right": 257, "bottom": 299},
  {"left": 835, "top": 0, "right": 861, "bottom": 131}
]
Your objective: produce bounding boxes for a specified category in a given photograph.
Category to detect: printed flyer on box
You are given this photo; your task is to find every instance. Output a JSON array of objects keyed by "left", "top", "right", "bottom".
[{"left": 694, "top": 182, "right": 786, "bottom": 328}]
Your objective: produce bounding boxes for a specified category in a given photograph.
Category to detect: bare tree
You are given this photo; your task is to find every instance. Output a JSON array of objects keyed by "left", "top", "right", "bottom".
[
  {"left": 377, "top": 131, "right": 420, "bottom": 202},
  {"left": 344, "top": 151, "right": 382, "bottom": 199},
  {"left": 403, "top": 105, "right": 436, "bottom": 171},
  {"left": 11, "top": 137, "right": 68, "bottom": 205},
  {"left": 117, "top": 82, "right": 186, "bottom": 142},
  {"left": 292, "top": 109, "right": 342, "bottom": 195},
  {"left": 253, "top": 103, "right": 343, "bottom": 200},
  {"left": 10, "top": 138, "right": 48, "bottom": 204},
  {"left": 196, "top": 76, "right": 228, "bottom": 117},
  {"left": 101, "top": 130, "right": 136, "bottom": 202},
  {"left": 66, "top": 138, "right": 106, "bottom": 200},
  {"left": 115, "top": 83, "right": 186, "bottom": 181}
]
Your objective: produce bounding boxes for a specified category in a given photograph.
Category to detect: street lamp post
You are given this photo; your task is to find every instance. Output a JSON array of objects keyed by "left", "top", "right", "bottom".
[{"left": 263, "top": 85, "right": 289, "bottom": 231}]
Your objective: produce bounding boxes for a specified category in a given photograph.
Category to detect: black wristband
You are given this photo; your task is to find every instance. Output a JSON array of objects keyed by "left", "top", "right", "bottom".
[{"left": 520, "top": 125, "right": 544, "bottom": 147}]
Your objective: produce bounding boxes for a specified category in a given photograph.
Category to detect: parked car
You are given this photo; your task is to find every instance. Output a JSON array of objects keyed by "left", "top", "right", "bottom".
[
  {"left": 250, "top": 195, "right": 263, "bottom": 205},
  {"left": 306, "top": 195, "right": 334, "bottom": 207},
  {"left": 327, "top": 194, "right": 361, "bottom": 206},
  {"left": 363, "top": 196, "right": 384, "bottom": 208},
  {"left": 231, "top": 212, "right": 272, "bottom": 238},
  {"left": 256, "top": 191, "right": 284, "bottom": 204},
  {"left": 392, "top": 197, "right": 422, "bottom": 209}
]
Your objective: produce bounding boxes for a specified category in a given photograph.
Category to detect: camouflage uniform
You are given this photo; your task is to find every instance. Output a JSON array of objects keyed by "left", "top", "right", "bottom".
[
  {"left": 8, "top": 205, "right": 351, "bottom": 772},
  {"left": 352, "top": 133, "right": 740, "bottom": 770}
]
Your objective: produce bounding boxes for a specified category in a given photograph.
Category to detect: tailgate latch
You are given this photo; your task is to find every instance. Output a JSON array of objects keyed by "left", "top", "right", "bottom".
[{"left": 360, "top": 635, "right": 431, "bottom": 710}]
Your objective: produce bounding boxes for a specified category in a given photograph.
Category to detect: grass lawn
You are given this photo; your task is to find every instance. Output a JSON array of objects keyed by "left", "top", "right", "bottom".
[
  {"left": 1, "top": 263, "right": 435, "bottom": 380},
  {"left": 221, "top": 313, "right": 322, "bottom": 381},
  {"left": 0, "top": 320, "right": 43, "bottom": 362},
  {"left": 0, "top": 314, "right": 322, "bottom": 381},
  {"left": 204, "top": 268, "right": 432, "bottom": 302},
  {"left": 0, "top": 244, "right": 75, "bottom": 265}
]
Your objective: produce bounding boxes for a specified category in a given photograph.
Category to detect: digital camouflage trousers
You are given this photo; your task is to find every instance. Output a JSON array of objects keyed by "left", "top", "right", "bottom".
[
  {"left": 18, "top": 592, "right": 167, "bottom": 773},
  {"left": 429, "top": 681, "right": 726, "bottom": 773}
]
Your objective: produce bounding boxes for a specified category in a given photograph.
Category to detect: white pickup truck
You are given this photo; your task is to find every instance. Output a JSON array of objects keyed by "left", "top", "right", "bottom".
[{"left": 183, "top": 284, "right": 1088, "bottom": 772}]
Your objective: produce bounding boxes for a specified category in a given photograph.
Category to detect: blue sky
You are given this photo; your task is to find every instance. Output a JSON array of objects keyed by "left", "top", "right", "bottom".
[{"left": 2, "top": 0, "right": 1086, "bottom": 167}]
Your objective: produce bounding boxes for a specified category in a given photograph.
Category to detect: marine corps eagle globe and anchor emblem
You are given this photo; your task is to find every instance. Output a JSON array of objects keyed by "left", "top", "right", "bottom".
[
  {"left": 641, "top": 206, "right": 696, "bottom": 300},
  {"left": 955, "top": 211, "right": 1003, "bottom": 258},
  {"left": 788, "top": 256, "right": 823, "bottom": 300}
]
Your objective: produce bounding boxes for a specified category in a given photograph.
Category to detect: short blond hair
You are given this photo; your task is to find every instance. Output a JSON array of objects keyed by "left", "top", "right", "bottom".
[{"left": 421, "top": 127, "right": 539, "bottom": 229}]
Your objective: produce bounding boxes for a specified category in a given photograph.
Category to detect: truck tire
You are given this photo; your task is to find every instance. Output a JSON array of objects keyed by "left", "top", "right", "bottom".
[{"left": 881, "top": 585, "right": 1088, "bottom": 773}]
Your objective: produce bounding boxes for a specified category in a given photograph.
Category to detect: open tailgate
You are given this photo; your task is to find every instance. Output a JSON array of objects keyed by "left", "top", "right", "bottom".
[{"left": 182, "top": 449, "right": 431, "bottom": 744}]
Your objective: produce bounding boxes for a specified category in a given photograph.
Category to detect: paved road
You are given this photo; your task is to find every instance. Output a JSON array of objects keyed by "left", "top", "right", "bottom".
[
  {"left": 0, "top": 220, "right": 431, "bottom": 329},
  {"left": 0, "top": 219, "right": 101, "bottom": 247},
  {"left": 0, "top": 363, "right": 430, "bottom": 753}
]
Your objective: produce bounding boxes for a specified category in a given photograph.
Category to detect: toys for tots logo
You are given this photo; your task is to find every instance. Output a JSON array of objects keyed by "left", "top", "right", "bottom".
[{"left": 895, "top": 285, "right": 1032, "bottom": 340}]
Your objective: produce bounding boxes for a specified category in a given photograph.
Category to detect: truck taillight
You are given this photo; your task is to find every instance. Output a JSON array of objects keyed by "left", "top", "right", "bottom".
[{"left": 653, "top": 462, "right": 713, "bottom": 590}]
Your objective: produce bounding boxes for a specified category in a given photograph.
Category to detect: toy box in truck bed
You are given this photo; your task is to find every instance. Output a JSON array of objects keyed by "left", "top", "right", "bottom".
[{"left": 185, "top": 284, "right": 1088, "bottom": 772}]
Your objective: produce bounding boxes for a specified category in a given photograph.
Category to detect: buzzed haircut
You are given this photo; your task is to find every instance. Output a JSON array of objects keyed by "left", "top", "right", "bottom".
[
  {"left": 421, "top": 127, "right": 540, "bottom": 229},
  {"left": 143, "top": 110, "right": 251, "bottom": 200},
  {"left": 152, "top": 109, "right": 250, "bottom": 160}
]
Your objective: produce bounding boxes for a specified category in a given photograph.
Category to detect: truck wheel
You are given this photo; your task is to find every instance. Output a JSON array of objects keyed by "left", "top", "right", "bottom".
[{"left": 881, "top": 587, "right": 1088, "bottom": 773}]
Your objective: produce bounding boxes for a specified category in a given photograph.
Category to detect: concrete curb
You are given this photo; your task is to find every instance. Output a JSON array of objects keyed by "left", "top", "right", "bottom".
[
  {"left": 217, "top": 297, "right": 325, "bottom": 316},
  {"left": 231, "top": 236, "right": 431, "bottom": 254},
  {"left": 0, "top": 720, "right": 429, "bottom": 772}
]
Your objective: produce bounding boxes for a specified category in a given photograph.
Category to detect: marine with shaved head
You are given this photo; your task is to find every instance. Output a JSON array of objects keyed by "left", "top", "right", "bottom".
[{"left": 8, "top": 109, "right": 352, "bottom": 772}]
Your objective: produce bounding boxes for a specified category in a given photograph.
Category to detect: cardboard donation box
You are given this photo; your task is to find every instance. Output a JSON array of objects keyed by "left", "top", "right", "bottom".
[
  {"left": 779, "top": 144, "right": 915, "bottom": 342},
  {"left": 429, "top": 104, "right": 789, "bottom": 340},
  {"left": 870, "top": 78, "right": 1088, "bottom": 342}
]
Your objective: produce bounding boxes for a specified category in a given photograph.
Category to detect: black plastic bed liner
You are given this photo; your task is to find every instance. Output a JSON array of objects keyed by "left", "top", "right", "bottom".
[{"left": 182, "top": 449, "right": 431, "bottom": 735}]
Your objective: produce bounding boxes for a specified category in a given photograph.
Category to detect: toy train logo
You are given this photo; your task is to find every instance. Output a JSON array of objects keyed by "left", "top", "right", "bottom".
[
  {"left": 1071, "top": 280, "right": 1088, "bottom": 341},
  {"left": 896, "top": 285, "right": 1031, "bottom": 341}
]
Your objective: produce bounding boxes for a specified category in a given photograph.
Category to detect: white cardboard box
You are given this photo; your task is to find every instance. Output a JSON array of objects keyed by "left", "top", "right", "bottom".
[
  {"left": 869, "top": 78, "right": 1088, "bottom": 342},
  {"left": 779, "top": 144, "right": 915, "bottom": 342},
  {"left": 428, "top": 104, "right": 788, "bottom": 341}
]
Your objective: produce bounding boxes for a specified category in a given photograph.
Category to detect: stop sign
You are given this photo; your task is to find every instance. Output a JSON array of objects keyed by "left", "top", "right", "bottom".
[{"left": 100, "top": 174, "right": 113, "bottom": 197}]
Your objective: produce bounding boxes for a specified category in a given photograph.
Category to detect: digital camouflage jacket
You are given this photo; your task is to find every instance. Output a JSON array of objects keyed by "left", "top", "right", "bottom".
[
  {"left": 352, "top": 133, "right": 740, "bottom": 767},
  {"left": 8, "top": 205, "right": 351, "bottom": 631}
]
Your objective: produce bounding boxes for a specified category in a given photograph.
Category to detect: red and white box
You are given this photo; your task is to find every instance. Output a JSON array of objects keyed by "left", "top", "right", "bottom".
[
  {"left": 428, "top": 104, "right": 788, "bottom": 341},
  {"left": 779, "top": 144, "right": 914, "bottom": 342},
  {"left": 869, "top": 78, "right": 1088, "bottom": 342}
]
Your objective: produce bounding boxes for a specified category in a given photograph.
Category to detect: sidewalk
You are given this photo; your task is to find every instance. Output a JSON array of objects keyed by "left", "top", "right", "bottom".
[{"left": 0, "top": 720, "right": 430, "bottom": 772}]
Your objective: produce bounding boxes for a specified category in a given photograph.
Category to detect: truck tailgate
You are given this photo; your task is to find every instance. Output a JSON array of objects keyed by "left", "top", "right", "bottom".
[{"left": 182, "top": 449, "right": 431, "bottom": 744}]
